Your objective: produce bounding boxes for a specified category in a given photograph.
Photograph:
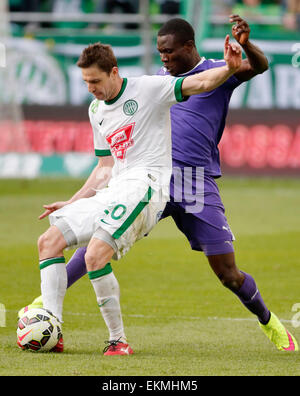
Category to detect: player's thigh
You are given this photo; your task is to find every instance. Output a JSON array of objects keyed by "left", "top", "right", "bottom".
[
  {"left": 207, "top": 252, "right": 244, "bottom": 289},
  {"left": 169, "top": 202, "right": 235, "bottom": 255},
  {"left": 98, "top": 181, "right": 166, "bottom": 259},
  {"left": 207, "top": 252, "right": 238, "bottom": 276},
  {"left": 49, "top": 197, "right": 107, "bottom": 248}
]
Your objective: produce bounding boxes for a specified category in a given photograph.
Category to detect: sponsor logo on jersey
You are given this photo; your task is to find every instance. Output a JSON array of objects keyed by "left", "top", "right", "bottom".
[{"left": 106, "top": 123, "right": 135, "bottom": 160}]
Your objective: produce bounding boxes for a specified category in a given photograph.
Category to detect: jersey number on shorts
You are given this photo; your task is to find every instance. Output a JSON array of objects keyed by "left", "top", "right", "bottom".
[
  {"left": 106, "top": 123, "right": 135, "bottom": 161},
  {"left": 111, "top": 204, "right": 127, "bottom": 220},
  {"left": 101, "top": 204, "right": 127, "bottom": 225}
]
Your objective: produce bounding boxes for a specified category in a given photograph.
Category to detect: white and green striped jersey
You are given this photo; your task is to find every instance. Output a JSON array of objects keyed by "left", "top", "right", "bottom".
[{"left": 88, "top": 74, "right": 185, "bottom": 185}]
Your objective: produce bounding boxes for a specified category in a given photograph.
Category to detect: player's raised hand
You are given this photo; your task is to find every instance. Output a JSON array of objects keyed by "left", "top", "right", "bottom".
[
  {"left": 230, "top": 14, "right": 250, "bottom": 45},
  {"left": 224, "top": 34, "right": 242, "bottom": 73},
  {"left": 39, "top": 201, "right": 69, "bottom": 220}
]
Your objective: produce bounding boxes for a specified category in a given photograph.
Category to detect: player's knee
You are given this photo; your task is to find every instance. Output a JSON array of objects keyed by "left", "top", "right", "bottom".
[
  {"left": 84, "top": 251, "right": 95, "bottom": 271},
  {"left": 85, "top": 238, "right": 115, "bottom": 272},
  {"left": 84, "top": 250, "right": 106, "bottom": 272},
  {"left": 37, "top": 232, "right": 50, "bottom": 254},
  {"left": 38, "top": 227, "right": 65, "bottom": 257},
  {"left": 217, "top": 271, "right": 244, "bottom": 292}
]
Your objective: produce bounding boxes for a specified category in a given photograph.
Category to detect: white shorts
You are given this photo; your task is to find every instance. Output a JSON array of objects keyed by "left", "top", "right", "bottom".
[{"left": 49, "top": 177, "right": 167, "bottom": 260}]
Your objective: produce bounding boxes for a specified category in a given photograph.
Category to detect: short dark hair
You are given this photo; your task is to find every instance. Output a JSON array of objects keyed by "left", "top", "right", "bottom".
[
  {"left": 77, "top": 42, "right": 118, "bottom": 74},
  {"left": 158, "top": 18, "right": 195, "bottom": 45}
]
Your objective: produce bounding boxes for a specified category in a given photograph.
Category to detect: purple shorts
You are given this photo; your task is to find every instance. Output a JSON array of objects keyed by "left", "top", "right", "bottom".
[{"left": 161, "top": 174, "right": 235, "bottom": 256}]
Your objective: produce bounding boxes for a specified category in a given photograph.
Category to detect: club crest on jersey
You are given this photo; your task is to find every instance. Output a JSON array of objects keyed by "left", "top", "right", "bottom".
[
  {"left": 123, "top": 100, "right": 138, "bottom": 116},
  {"left": 106, "top": 122, "right": 135, "bottom": 160}
]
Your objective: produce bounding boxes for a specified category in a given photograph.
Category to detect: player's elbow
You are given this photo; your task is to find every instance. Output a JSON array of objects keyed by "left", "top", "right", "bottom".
[
  {"left": 259, "top": 62, "right": 269, "bottom": 74},
  {"left": 201, "top": 81, "right": 215, "bottom": 93},
  {"left": 262, "top": 62, "right": 269, "bottom": 73},
  {"left": 192, "top": 80, "right": 210, "bottom": 94},
  {"left": 256, "top": 59, "right": 269, "bottom": 75}
]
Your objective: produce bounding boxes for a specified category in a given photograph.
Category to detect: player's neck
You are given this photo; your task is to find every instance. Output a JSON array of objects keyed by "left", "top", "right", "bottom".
[
  {"left": 178, "top": 56, "right": 203, "bottom": 76},
  {"left": 189, "top": 53, "right": 202, "bottom": 71},
  {"left": 107, "top": 76, "right": 125, "bottom": 102},
  {"left": 179, "top": 53, "right": 202, "bottom": 75}
]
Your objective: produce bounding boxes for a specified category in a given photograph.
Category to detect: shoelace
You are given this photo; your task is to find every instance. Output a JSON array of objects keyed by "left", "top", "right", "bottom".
[{"left": 103, "top": 337, "right": 123, "bottom": 353}]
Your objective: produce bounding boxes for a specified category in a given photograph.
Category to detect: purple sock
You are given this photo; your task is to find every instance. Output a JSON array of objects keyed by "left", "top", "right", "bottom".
[
  {"left": 234, "top": 271, "right": 271, "bottom": 325},
  {"left": 66, "top": 247, "right": 87, "bottom": 288}
]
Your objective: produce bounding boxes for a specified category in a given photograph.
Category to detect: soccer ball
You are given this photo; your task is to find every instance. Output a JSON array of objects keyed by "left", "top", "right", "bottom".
[{"left": 17, "top": 308, "right": 62, "bottom": 352}]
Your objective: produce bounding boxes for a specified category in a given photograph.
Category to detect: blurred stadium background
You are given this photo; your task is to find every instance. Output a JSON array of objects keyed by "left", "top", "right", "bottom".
[{"left": 0, "top": 0, "right": 299, "bottom": 178}]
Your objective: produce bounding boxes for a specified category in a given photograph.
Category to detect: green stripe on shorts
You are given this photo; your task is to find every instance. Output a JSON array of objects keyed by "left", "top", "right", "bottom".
[{"left": 112, "top": 186, "right": 154, "bottom": 240}]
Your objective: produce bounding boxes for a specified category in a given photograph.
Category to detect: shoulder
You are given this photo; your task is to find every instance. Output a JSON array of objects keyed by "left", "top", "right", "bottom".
[
  {"left": 178, "top": 58, "right": 225, "bottom": 76},
  {"left": 126, "top": 75, "right": 155, "bottom": 88},
  {"left": 140, "top": 74, "right": 166, "bottom": 81},
  {"left": 205, "top": 58, "right": 226, "bottom": 69},
  {"left": 135, "top": 74, "right": 177, "bottom": 88},
  {"left": 198, "top": 58, "right": 242, "bottom": 90}
]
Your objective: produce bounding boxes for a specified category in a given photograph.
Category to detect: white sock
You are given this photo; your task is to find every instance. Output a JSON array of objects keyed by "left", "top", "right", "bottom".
[
  {"left": 39, "top": 257, "right": 67, "bottom": 323},
  {"left": 89, "top": 264, "right": 126, "bottom": 342}
]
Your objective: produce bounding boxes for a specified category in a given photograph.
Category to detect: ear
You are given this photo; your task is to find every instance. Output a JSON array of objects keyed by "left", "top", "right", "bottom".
[
  {"left": 184, "top": 40, "right": 196, "bottom": 47},
  {"left": 111, "top": 66, "right": 119, "bottom": 77},
  {"left": 183, "top": 40, "right": 196, "bottom": 50}
]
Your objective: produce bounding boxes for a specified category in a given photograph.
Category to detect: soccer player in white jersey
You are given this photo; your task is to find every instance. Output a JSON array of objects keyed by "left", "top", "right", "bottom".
[{"left": 34, "top": 38, "right": 242, "bottom": 355}]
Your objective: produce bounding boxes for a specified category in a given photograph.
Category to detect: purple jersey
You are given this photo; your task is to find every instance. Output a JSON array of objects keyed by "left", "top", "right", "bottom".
[
  {"left": 158, "top": 58, "right": 242, "bottom": 254},
  {"left": 157, "top": 58, "right": 242, "bottom": 178}
]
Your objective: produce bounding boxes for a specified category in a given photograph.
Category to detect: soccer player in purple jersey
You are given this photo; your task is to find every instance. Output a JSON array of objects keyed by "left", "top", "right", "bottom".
[{"left": 20, "top": 15, "right": 298, "bottom": 352}]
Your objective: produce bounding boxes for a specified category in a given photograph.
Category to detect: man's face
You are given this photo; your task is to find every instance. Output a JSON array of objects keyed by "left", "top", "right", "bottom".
[
  {"left": 157, "top": 34, "right": 194, "bottom": 76},
  {"left": 81, "top": 64, "right": 118, "bottom": 101}
]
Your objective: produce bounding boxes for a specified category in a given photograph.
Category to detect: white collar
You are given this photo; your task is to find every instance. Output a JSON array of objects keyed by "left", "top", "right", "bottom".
[{"left": 177, "top": 57, "right": 206, "bottom": 76}]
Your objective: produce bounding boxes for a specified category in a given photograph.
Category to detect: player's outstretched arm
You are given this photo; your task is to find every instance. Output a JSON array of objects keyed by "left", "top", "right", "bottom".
[
  {"left": 181, "top": 35, "right": 242, "bottom": 97},
  {"left": 67, "top": 155, "right": 114, "bottom": 202},
  {"left": 39, "top": 201, "right": 70, "bottom": 220},
  {"left": 38, "top": 156, "right": 114, "bottom": 220},
  {"left": 230, "top": 14, "right": 269, "bottom": 81}
]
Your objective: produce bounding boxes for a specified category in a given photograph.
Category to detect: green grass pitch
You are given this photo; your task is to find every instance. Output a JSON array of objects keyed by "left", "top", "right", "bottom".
[{"left": 0, "top": 177, "right": 300, "bottom": 376}]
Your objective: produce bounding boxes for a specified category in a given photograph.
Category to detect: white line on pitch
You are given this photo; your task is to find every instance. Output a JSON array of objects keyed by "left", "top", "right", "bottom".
[{"left": 8, "top": 309, "right": 294, "bottom": 324}]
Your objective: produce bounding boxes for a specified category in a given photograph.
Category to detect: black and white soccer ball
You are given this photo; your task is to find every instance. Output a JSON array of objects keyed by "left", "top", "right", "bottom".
[{"left": 17, "top": 308, "right": 62, "bottom": 352}]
